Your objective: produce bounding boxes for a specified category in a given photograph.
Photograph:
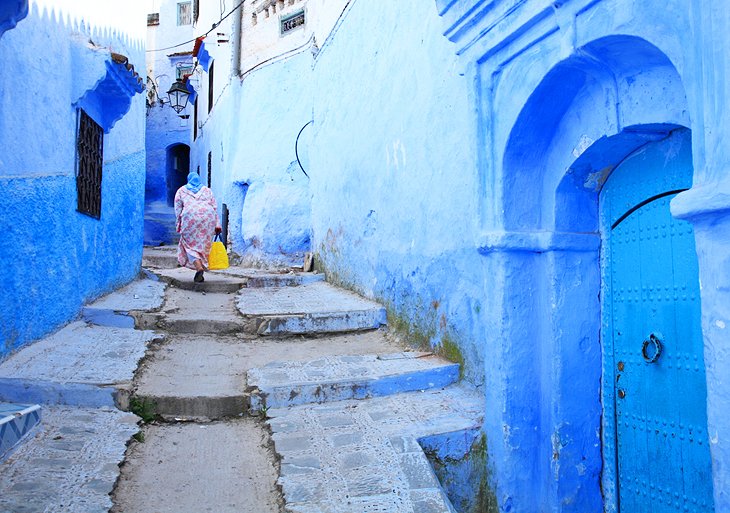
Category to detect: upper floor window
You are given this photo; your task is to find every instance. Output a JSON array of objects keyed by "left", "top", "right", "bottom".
[
  {"left": 147, "top": 13, "right": 160, "bottom": 26},
  {"left": 76, "top": 109, "right": 104, "bottom": 219},
  {"left": 177, "top": 2, "right": 192, "bottom": 25}
]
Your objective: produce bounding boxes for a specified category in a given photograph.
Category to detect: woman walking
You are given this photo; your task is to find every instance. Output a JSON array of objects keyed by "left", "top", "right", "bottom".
[{"left": 174, "top": 171, "right": 221, "bottom": 282}]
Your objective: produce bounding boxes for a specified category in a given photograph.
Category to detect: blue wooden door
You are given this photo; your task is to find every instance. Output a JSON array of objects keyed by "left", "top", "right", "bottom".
[{"left": 601, "top": 129, "right": 714, "bottom": 513}]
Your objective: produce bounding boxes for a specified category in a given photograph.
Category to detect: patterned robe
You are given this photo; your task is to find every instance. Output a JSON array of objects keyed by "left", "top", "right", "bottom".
[{"left": 174, "top": 186, "right": 218, "bottom": 270}]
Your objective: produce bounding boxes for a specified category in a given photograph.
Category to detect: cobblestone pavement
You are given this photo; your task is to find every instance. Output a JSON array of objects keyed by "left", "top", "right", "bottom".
[
  {"left": 0, "top": 406, "right": 138, "bottom": 513},
  {"left": 267, "top": 385, "right": 482, "bottom": 513}
]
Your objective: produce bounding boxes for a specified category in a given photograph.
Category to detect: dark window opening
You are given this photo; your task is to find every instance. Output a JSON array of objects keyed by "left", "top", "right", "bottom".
[
  {"left": 208, "top": 61, "right": 215, "bottom": 114},
  {"left": 147, "top": 13, "right": 160, "bottom": 25},
  {"left": 207, "top": 151, "right": 212, "bottom": 187},
  {"left": 193, "top": 0, "right": 199, "bottom": 24},
  {"left": 76, "top": 109, "right": 104, "bottom": 219}
]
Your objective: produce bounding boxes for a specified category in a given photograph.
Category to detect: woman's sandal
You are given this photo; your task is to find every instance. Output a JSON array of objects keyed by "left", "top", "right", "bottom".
[{"left": 194, "top": 270, "right": 204, "bottom": 283}]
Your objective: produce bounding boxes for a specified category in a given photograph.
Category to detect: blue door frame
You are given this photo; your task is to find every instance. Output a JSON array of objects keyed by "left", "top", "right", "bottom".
[{"left": 601, "top": 129, "right": 714, "bottom": 512}]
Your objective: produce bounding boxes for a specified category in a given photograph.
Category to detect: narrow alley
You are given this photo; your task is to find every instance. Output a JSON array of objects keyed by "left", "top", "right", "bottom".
[{"left": 3, "top": 0, "right": 730, "bottom": 512}]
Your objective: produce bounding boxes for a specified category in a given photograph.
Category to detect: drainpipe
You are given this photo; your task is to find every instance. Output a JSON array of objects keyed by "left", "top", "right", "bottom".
[{"left": 231, "top": 1, "right": 243, "bottom": 77}]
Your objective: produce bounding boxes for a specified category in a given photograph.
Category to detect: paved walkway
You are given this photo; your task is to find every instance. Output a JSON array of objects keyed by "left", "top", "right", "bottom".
[{"left": 0, "top": 248, "right": 483, "bottom": 513}]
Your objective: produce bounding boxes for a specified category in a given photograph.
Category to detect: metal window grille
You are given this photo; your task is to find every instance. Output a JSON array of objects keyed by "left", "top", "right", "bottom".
[
  {"left": 147, "top": 13, "right": 159, "bottom": 26},
  {"left": 280, "top": 10, "right": 304, "bottom": 35},
  {"left": 76, "top": 110, "right": 103, "bottom": 219},
  {"left": 177, "top": 2, "right": 192, "bottom": 25}
]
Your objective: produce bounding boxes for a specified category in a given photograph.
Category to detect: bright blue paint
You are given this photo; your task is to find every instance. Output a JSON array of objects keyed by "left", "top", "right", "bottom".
[
  {"left": 0, "top": 7, "right": 145, "bottom": 359},
  {"left": 0, "top": 0, "right": 27, "bottom": 39},
  {"left": 419, "top": 428, "right": 487, "bottom": 513},
  {"left": 601, "top": 130, "right": 714, "bottom": 512}
]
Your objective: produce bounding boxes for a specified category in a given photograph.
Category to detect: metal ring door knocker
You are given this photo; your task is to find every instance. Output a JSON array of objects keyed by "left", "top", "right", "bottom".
[{"left": 642, "top": 333, "right": 663, "bottom": 363}]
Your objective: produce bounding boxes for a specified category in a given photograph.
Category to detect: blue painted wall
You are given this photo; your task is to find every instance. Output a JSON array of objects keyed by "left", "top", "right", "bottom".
[
  {"left": 0, "top": 5, "right": 145, "bottom": 358},
  {"left": 194, "top": 0, "right": 730, "bottom": 511},
  {"left": 191, "top": 52, "right": 314, "bottom": 267}
]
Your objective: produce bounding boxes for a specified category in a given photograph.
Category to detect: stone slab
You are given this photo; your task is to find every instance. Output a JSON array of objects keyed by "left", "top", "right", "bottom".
[
  {"left": 0, "top": 322, "right": 161, "bottom": 408},
  {"left": 134, "top": 331, "right": 404, "bottom": 419},
  {"left": 237, "top": 282, "right": 387, "bottom": 335},
  {"left": 151, "top": 267, "right": 246, "bottom": 293},
  {"left": 217, "top": 267, "right": 325, "bottom": 288},
  {"left": 82, "top": 278, "right": 167, "bottom": 328},
  {"left": 142, "top": 245, "right": 178, "bottom": 269},
  {"left": 132, "top": 287, "right": 247, "bottom": 335},
  {"left": 266, "top": 385, "right": 482, "bottom": 513},
  {"left": 111, "top": 419, "right": 281, "bottom": 513},
  {"left": 0, "top": 405, "right": 139, "bottom": 513},
  {"left": 0, "top": 403, "right": 41, "bottom": 462},
  {"left": 248, "top": 352, "right": 459, "bottom": 409}
]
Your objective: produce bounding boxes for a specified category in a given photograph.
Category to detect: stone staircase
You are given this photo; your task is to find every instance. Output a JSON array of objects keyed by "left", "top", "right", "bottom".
[
  {"left": 0, "top": 247, "right": 483, "bottom": 513},
  {"left": 124, "top": 247, "right": 483, "bottom": 513}
]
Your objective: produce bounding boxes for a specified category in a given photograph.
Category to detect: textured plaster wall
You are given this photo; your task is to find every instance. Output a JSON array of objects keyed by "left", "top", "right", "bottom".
[
  {"left": 192, "top": 51, "right": 314, "bottom": 266},
  {"left": 0, "top": 5, "right": 145, "bottom": 358},
  {"left": 309, "top": 0, "right": 487, "bottom": 385}
]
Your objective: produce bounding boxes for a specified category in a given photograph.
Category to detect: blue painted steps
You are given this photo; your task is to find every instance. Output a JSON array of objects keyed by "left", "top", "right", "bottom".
[
  {"left": 0, "top": 403, "right": 41, "bottom": 461},
  {"left": 247, "top": 352, "right": 460, "bottom": 411}
]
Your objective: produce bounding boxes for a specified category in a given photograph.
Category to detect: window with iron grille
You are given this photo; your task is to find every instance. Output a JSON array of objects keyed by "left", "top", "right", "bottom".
[
  {"left": 147, "top": 13, "right": 159, "bottom": 26},
  {"left": 177, "top": 2, "right": 192, "bottom": 25},
  {"left": 76, "top": 109, "right": 104, "bottom": 219}
]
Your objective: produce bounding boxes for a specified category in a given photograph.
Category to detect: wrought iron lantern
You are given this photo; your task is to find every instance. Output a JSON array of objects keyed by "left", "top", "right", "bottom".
[{"left": 166, "top": 79, "right": 190, "bottom": 114}]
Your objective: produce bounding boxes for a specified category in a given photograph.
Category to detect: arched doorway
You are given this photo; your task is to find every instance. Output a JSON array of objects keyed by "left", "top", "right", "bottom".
[
  {"left": 497, "top": 35, "right": 712, "bottom": 511},
  {"left": 600, "top": 129, "right": 714, "bottom": 512},
  {"left": 166, "top": 144, "right": 190, "bottom": 206}
]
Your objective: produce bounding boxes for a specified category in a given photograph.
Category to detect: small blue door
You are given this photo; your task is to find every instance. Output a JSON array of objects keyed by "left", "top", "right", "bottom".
[{"left": 601, "top": 129, "right": 714, "bottom": 512}]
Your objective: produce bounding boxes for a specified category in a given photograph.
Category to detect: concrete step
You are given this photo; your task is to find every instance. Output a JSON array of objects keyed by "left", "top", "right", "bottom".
[
  {"left": 132, "top": 331, "right": 404, "bottom": 420},
  {"left": 237, "top": 281, "right": 387, "bottom": 336},
  {"left": 216, "top": 267, "right": 325, "bottom": 288},
  {"left": 82, "top": 278, "right": 166, "bottom": 328},
  {"left": 131, "top": 288, "right": 246, "bottom": 335},
  {"left": 150, "top": 267, "right": 246, "bottom": 293},
  {"left": 148, "top": 266, "right": 323, "bottom": 292},
  {"left": 142, "top": 245, "right": 180, "bottom": 269},
  {"left": 0, "top": 405, "right": 138, "bottom": 513},
  {"left": 266, "top": 385, "right": 482, "bottom": 513},
  {"left": 0, "top": 321, "right": 162, "bottom": 409},
  {"left": 0, "top": 403, "right": 41, "bottom": 462},
  {"left": 247, "top": 352, "right": 459, "bottom": 411}
]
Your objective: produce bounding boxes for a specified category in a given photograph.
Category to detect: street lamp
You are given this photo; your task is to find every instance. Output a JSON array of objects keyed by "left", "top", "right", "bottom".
[{"left": 166, "top": 79, "right": 190, "bottom": 114}]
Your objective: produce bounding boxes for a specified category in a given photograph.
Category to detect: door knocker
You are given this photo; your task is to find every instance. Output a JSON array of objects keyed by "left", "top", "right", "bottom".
[{"left": 642, "top": 333, "right": 663, "bottom": 363}]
